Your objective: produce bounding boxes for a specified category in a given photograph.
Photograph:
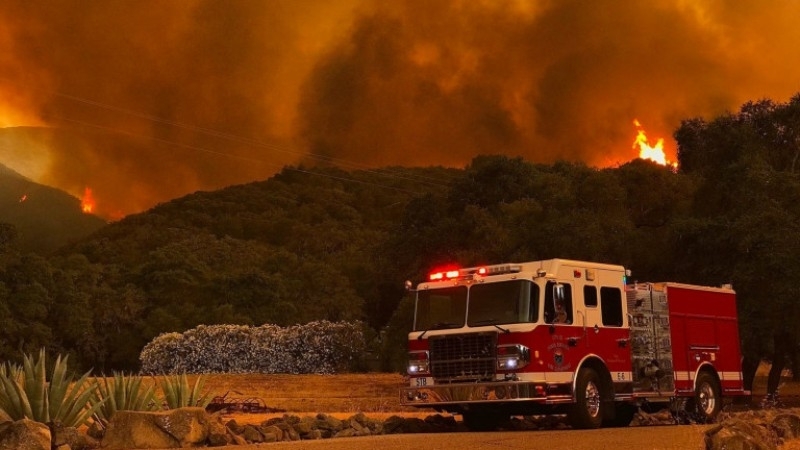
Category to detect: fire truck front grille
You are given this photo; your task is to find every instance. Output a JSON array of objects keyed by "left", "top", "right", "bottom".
[{"left": 429, "top": 332, "right": 497, "bottom": 383}]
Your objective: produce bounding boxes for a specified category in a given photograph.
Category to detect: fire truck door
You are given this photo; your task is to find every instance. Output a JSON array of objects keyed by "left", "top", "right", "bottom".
[{"left": 546, "top": 282, "right": 584, "bottom": 348}]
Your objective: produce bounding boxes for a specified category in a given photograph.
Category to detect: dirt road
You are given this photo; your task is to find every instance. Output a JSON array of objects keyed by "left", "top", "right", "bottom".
[{"left": 213, "top": 424, "right": 711, "bottom": 450}]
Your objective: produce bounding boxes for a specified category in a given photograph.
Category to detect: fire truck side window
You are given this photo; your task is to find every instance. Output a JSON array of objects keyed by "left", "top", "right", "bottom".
[
  {"left": 544, "top": 282, "right": 573, "bottom": 324},
  {"left": 600, "top": 287, "right": 623, "bottom": 327},
  {"left": 584, "top": 285, "right": 598, "bottom": 307}
]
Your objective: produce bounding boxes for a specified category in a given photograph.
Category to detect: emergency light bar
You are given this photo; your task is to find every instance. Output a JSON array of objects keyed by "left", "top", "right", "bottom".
[{"left": 428, "top": 264, "right": 522, "bottom": 281}]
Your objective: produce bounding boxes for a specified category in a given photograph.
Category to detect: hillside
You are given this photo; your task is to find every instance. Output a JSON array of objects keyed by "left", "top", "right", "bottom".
[
  {"left": 0, "top": 163, "right": 106, "bottom": 254},
  {"left": 0, "top": 96, "right": 798, "bottom": 378}
]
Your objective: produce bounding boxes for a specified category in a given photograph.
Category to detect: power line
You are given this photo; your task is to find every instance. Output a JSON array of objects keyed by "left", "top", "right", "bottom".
[
  {"left": 50, "top": 91, "right": 458, "bottom": 188},
  {"left": 51, "top": 115, "right": 428, "bottom": 196}
]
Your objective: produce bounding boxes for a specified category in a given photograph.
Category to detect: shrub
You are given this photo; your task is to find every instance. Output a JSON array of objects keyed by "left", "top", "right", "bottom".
[
  {"left": 0, "top": 348, "right": 103, "bottom": 428},
  {"left": 140, "top": 320, "right": 367, "bottom": 374}
]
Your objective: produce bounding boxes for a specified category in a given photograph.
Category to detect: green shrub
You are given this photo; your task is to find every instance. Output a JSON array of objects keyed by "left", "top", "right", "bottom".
[
  {"left": 93, "top": 372, "right": 158, "bottom": 427},
  {"left": 0, "top": 348, "right": 103, "bottom": 427}
]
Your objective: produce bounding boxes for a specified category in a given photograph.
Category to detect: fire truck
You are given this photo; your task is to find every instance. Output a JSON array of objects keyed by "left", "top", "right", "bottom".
[{"left": 400, "top": 259, "right": 749, "bottom": 430}]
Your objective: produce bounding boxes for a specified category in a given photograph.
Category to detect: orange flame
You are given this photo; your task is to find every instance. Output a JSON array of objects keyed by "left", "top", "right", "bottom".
[
  {"left": 632, "top": 119, "right": 677, "bottom": 169},
  {"left": 81, "top": 187, "right": 96, "bottom": 214}
]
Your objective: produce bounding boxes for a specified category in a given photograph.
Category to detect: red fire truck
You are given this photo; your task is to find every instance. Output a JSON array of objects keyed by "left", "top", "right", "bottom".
[{"left": 400, "top": 259, "right": 749, "bottom": 430}]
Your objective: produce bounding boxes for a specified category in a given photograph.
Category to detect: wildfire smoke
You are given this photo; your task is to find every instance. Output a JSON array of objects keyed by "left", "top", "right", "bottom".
[{"left": 0, "top": 0, "right": 798, "bottom": 218}]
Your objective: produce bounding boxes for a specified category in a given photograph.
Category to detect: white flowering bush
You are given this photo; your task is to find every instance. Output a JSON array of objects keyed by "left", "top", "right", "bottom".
[{"left": 139, "top": 321, "right": 367, "bottom": 375}]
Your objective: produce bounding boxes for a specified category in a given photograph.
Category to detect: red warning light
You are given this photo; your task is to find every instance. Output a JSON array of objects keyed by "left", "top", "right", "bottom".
[{"left": 429, "top": 268, "right": 461, "bottom": 281}]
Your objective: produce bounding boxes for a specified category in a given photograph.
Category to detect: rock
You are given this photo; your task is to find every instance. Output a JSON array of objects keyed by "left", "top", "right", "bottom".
[
  {"left": 101, "top": 407, "right": 213, "bottom": 449},
  {"left": 293, "top": 417, "right": 314, "bottom": 435},
  {"left": 229, "top": 432, "right": 248, "bottom": 446},
  {"left": 705, "top": 418, "right": 778, "bottom": 450},
  {"left": 306, "top": 429, "right": 323, "bottom": 439},
  {"left": 0, "top": 418, "right": 52, "bottom": 450},
  {"left": 349, "top": 418, "right": 367, "bottom": 435},
  {"left": 315, "top": 413, "right": 343, "bottom": 432},
  {"left": 241, "top": 425, "right": 264, "bottom": 443},
  {"left": 381, "top": 416, "right": 427, "bottom": 434},
  {"left": 260, "top": 425, "right": 283, "bottom": 442},
  {"left": 334, "top": 428, "right": 356, "bottom": 438},
  {"left": 206, "top": 419, "right": 230, "bottom": 447},
  {"left": 382, "top": 415, "right": 406, "bottom": 434},
  {"left": 225, "top": 419, "right": 243, "bottom": 435},
  {"left": 51, "top": 422, "right": 98, "bottom": 450},
  {"left": 771, "top": 413, "right": 800, "bottom": 439},
  {"left": 86, "top": 421, "right": 104, "bottom": 440}
]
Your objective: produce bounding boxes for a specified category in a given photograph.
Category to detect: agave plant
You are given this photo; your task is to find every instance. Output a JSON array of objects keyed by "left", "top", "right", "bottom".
[
  {"left": 0, "top": 348, "right": 104, "bottom": 427},
  {"left": 0, "top": 361, "right": 22, "bottom": 383},
  {"left": 93, "top": 372, "right": 158, "bottom": 427},
  {"left": 159, "top": 373, "right": 211, "bottom": 409}
]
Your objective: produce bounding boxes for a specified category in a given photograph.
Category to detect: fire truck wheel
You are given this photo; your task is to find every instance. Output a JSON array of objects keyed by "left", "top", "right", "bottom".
[
  {"left": 691, "top": 371, "right": 721, "bottom": 422},
  {"left": 569, "top": 367, "right": 604, "bottom": 429},
  {"left": 603, "top": 403, "right": 636, "bottom": 428}
]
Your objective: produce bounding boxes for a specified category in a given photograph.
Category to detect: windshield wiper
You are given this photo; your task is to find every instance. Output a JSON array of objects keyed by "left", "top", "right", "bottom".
[
  {"left": 417, "top": 322, "right": 461, "bottom": 340},
  {"left": 470, "top": 319, "right": 511, "bottom": 334}
]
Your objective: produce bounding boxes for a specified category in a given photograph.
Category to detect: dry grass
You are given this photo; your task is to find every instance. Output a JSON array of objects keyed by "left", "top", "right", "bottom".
[
  {"left": 158, "top": 361, "right": 800, "bottom": 425},
  {"left": 201, "top": 372, "right": 418, "bottom": 413},
  {"left": 197, "top": 372, "right": 438, "bottom": 424}
]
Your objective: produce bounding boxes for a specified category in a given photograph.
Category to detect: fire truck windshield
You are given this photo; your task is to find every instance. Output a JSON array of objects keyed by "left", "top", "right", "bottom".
[
  {"left": 468, "top": 280, "right": 539, "bottom": 326},
  {"left": 414, "top": 281, "right": 540, "bottom": 332},
  {"left": 414, "top": 286, "right": 467, "bottom": 331}
]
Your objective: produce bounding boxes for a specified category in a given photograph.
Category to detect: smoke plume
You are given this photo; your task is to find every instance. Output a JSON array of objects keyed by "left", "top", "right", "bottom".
[{"left": 0, "top": 0, "right": 798, "bottom": 217}]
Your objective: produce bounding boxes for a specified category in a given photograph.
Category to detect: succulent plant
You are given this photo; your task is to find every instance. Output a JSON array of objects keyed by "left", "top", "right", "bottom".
[
  {"left": 159, "top": 373, "right": 211, "bottom": 409},
  {"left": 93, "top": 371, "right": 158, "bottom": 427},
  {"left": 0, "top": 348, "right": 103, "bottom": 428}
]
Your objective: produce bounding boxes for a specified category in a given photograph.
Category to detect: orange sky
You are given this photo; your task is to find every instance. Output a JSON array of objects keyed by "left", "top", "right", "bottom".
[{"left": 0, "top": 0, "right": 799, "bottom": 218}]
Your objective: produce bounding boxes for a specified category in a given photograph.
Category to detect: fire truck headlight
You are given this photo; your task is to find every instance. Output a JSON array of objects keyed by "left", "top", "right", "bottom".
[
  {"left": 407, "top": 351, "right": 430, "bottom": 375},
  {"left": 497, "top": 344, "right": 530, "bottom": 371}
]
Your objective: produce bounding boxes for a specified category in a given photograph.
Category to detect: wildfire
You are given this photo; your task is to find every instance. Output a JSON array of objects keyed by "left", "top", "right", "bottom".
[
  {"left": 81, "top": 187, "right": 96, "bottom": 214},
  {"left": 632, "top": 119, "right": 677, "bottom": 169}
]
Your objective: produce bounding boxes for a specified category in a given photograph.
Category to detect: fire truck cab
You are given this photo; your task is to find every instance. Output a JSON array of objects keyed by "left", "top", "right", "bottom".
[{"left": 400, "top": 259, "right": 748, "bottom": 430}]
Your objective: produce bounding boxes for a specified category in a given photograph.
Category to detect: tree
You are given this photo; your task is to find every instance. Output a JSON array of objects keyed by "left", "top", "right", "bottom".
[{"left": 674, "top": 94, "right": 800, "bottom": 395}]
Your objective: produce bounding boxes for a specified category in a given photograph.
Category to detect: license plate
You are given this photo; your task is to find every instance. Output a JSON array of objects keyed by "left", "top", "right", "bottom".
[{"left": 411, "top": 377, "right": 433, "bottom": 387}]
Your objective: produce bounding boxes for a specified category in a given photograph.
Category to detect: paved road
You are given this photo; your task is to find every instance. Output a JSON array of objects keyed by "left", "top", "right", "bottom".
[{"left": 222, "top": 424, "right": 712, "bottom": 450}]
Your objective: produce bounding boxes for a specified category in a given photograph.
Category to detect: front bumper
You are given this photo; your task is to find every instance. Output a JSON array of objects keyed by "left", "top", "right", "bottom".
[{"left": 401, "top": 380, "right": 572, "bottom": 407}]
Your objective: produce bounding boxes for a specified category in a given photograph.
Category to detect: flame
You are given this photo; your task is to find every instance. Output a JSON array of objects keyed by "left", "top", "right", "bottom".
[
  {"left": 632, "top": 119, "right": 677, "bottom": 169},
  {"left": 81, "top": 187, "right": 96, "bottom": 214},
  {"left": 19, "top": 194, "right": 27, "bottom": 202}
]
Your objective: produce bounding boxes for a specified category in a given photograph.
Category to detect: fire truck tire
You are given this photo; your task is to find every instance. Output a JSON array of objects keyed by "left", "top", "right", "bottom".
[
  {"left": 569, "top": 368, "right": 604, "bottom": 429},
  {"left": 691, "top": 371, "right": 721, "bottom": 422},
  {"left": 603, "top": 403, "right": 636, "bottom": 427},
  {"left": 462, "top": 411, "right": 508, "bottom": 432}
]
